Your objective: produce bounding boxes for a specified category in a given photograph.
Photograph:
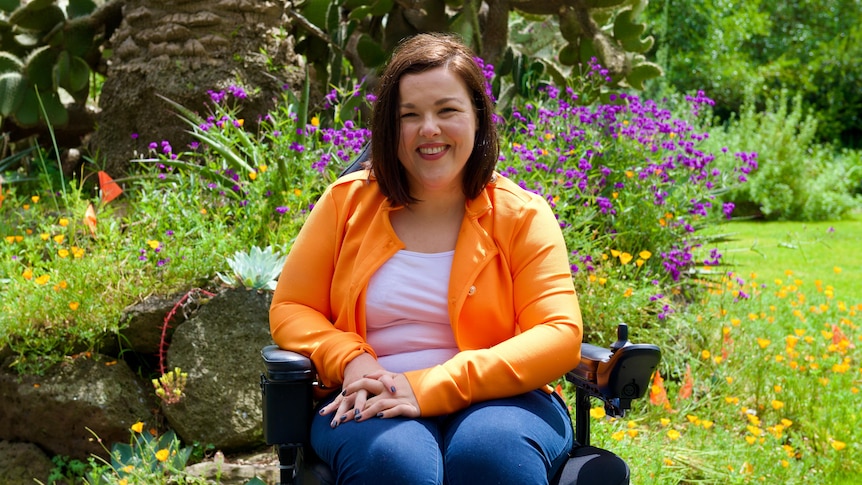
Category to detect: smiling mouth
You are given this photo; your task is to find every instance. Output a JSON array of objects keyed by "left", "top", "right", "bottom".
[{"left": 418, "top": 145, "right": 447, "bottom": 155}]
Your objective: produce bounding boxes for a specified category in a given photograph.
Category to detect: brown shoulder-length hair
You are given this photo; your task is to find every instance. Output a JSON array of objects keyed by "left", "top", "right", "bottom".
[{"left": 370, "top": 33, "right": 499, "bottom": 206}]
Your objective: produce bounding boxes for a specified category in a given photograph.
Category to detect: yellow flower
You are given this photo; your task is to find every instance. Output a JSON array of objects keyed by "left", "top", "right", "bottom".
[
  {"left": 35, "top": 275, "right": 50, "bottom": 285},
  {"left": 22, "top": 268, "right": 33, "bottom": 280},
  {"left": 31, "top": 195, "right": 40, "bottom": 203},
  {"left": 249, "top": 171, "right": 257, "bottom": 181},
  {"left": 771, "top": 399, "right": 784, "bottom": 410},
  {"left": 258, "top": 164, "right": 268, "bottom": 173},
  {"left": 660, "top": 418, "right": 671, "bottom": 427},
  {"left": 131, "top": 421, "right": 144, "bottom": 433},
  {"left": 119, "top": 479, "right": 129, "bottom": 485},
  {"left": 639, "top": 250, "right": 652, "bottom": 260},
  {"left": 59, "top": 218, "right": 69, "bottom": 227},
  {"left": 701, "top": 349, "right": 711, "bottom": 359},
  {"left": 72, "top": 246, "right": 85, "bottom": 258},
  {"left": 623, "top": 288, "right": 633, "bottom": 298},
  {"left": 69, "top": 302, "right": 80, "bottom": 311},
  {"left": 831, "top": 440, "right": 846, "bottom": 451},
  {"left": 147, "top": 240, "right": 160, "bottom": 249},
  {"left": 590, "top": 407, "right": 606, "bottom": 419},
  {"left": 619, "top": 252, "right": 633, "bottom": 265},
  {"left": 53, "top": 234, "right": 65, "bottom": 244},
  {"left": 58, "top": 249, "right": 70, "bottom": 258},
  {"left": 756, "top": 338, "right": 771, "bottom": 349},
  {"left": 311, "top": 116, "right": 320, "bottom": 127},
  {"left": 833, "top": 266, "right": 842, "bottom": 274},
  {"left": 40, "top": 233, "right": 50, "bottom": 241},
  {"left": 155, "top": 448, "right": 170, "bottom": 462},
  {"left": 294, "top": 188, "right": 302, "bottom": 197},
  {"left": 611, "top": 430, "right": 625, "bottom": 441},
  {"left": 666, "top": 429, "right": 680, "bottom": 440}
]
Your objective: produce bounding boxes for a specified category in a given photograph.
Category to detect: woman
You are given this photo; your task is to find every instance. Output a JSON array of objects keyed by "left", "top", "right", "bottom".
[{"left": 270, "top": 33, "right": 583, "bottom": 484}]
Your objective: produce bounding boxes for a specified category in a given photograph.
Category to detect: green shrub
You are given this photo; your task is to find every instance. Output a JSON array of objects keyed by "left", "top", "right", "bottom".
[{"left": 705, "top": 91, "right": 861, "bottom": 221}]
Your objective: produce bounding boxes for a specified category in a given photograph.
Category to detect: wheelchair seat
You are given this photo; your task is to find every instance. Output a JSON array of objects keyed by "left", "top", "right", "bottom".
[{"left": 261, "top": 324, "right": 660, "bottom": 485}]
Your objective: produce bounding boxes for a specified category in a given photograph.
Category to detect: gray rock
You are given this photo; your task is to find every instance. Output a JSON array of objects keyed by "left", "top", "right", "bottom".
[
  {"left": 113, "top": 291, "right": 194, "bottom": 356},
  {"left": 162, "top": 289, "right": 274, "bottom": 452},
  {"left": 0, "top": 441, "right": 54, "bottom": 485},
  {"left": 0, "top": 354, "right": 154, "bottom": 460}
]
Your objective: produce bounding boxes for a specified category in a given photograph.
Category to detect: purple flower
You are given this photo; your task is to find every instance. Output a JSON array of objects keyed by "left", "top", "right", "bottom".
[{"left": 275, "top": 206, "right": 289, "bottom": 214}]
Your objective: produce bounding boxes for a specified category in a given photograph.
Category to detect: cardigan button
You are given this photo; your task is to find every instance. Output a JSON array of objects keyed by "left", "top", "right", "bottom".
[{"left": 468, "top": 286, "right": 476, "bottom": 296}]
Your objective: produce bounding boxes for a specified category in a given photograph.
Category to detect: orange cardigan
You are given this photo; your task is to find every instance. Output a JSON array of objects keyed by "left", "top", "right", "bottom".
[{"left": 270, "top": 170, "right": 583, "bottom": 416}]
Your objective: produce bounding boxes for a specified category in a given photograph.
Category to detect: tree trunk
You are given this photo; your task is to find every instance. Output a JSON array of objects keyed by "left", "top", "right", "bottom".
[{"left": 92, "top": 0, "right": 303, "bottom": 175}]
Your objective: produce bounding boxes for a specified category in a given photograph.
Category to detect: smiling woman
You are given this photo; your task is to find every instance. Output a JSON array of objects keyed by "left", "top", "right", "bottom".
[{"left": 269, "top": 33, "right": 595, "bottom": 484}]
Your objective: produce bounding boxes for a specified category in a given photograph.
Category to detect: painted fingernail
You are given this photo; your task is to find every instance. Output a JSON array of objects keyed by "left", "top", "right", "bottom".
[
  {"left": 354, "top": 409, "right": 360, "bottom": 417},
  {"left": 330, "top": 419, "right": 337, "bottom": 428},
  {"left": 390, "top": 386, "right": 397, "bottom": 393},
  {"left": 376, "top": 412, "right": 384, "bottom": 418},
  {"left": 319, "top": 409, "right": 326, "bottom": 415},
  {"left": 341, "top": 390, "right": 347, "bottom": 396},
  {"left": 340, "top": 415, "right": 347, "bottom": 421}
]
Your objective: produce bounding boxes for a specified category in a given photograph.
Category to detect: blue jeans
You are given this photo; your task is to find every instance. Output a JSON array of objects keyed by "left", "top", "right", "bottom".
[{"left": 311, "top": 390, "right": 574, "bottom": 485}]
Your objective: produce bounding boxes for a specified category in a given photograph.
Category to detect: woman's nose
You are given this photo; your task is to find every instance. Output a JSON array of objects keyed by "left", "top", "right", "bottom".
[{"left": 418, "top": 115, "right": 440, "bottom": 137}]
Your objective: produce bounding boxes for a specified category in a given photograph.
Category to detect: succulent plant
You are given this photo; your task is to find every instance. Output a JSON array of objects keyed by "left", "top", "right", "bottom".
[{"left": 217, "top": 245, "right": 287, "bottom": 291}]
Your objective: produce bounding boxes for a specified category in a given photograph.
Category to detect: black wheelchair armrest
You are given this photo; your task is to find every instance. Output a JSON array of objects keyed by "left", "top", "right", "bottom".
[
  {"left": 260, "top": 345, "right": 316, "bottom": 445},
  {"left": 565, "top": 324, "right": 661, "bottom": 446}
]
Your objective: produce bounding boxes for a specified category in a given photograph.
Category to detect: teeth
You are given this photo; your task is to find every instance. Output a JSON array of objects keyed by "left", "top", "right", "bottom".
[{"left": 419, "top": 146, "right": 446, "bottom": 155}]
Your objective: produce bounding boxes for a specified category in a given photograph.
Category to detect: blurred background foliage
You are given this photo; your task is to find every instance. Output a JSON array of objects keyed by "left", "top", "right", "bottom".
[{"left": 1, "top": 0, "right": 861, "bottom": 221}]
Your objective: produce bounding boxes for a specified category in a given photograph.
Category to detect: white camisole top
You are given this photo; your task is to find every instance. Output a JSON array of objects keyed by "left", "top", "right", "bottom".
[{"left": 365, "top": 249, "right": 459, "bottom": 373}]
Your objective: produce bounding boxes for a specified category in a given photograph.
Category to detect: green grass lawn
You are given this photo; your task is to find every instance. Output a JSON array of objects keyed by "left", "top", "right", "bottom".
[{"left": 709, "top": 210, "right": 862, "bottom": 303}]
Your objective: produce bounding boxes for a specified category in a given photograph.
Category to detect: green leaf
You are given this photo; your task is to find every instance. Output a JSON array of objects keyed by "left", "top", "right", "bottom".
[
  {"left": 0, "top": 52, "right": 23, "bottom": 73},
  {"left": 65, "top": 23, "right": 96, "bottom": 57},
  {"left": 24, "top": 45, "right": 57, "bottom": 90},
  {"left": 54, "top": 51, "right": 90, "bottom": 93},
  {"left": 66, "top": 0, "right": 97, "bottom": 19},
  {"left": 559, "top": 43, "right": 578, "bottom": 66},
  {"left": 347, "top": 5, "right": 373, "bottom": 21},
  {"left": 356, "top": 34, "right": 386, "bottom": 68},
  {"left": 625, "top": 61, "right": 662, "bottom": 90},
  {"left": 9, "top": 1, "right": 65, "bottom": 32},
  {"left": 13, "top": 83, "right": 39, "bottom": 126},
  {"left": 0, "top": 71, "right": 25, "bottom": 116},
  {"left": 35, "top": 89, "right": 68, "bottom": 126},
  {"left": 0, "top": 0, "right": 20, "bottom": 14},
  {"left": 299, "top": 0, "right": 329, "bottom": 29}
]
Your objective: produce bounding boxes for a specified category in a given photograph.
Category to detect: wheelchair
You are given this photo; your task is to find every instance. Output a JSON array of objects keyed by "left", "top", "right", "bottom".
[
  {"left": 260, "top": 145, "right": 661, "bottom": 484},
  {"left": 261, "top": 323, "right": 660, "bottom": 485}
]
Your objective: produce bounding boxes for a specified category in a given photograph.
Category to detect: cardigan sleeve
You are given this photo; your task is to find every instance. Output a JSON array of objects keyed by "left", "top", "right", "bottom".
[
  {"left": 404, "top": 191, "right": 583, "bottom": 415},
  {"left": 269, "top": 183, "right": 376, "bottom": 389}
]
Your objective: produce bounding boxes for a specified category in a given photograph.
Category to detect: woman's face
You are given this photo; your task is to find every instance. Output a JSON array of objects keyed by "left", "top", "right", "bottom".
[{"left": 396, "top": 66, "right": 477, "bottom": 200}]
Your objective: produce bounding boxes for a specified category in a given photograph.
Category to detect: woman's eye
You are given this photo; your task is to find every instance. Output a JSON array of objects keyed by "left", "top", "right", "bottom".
[{"left": 400, "top": 112, "right": 416, "bottom": 118}]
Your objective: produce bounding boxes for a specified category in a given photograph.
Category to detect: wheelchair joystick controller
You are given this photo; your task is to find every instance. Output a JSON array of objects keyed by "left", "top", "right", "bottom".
[{"left": 610, "top": 323, "right": 628, "bottom": 353}]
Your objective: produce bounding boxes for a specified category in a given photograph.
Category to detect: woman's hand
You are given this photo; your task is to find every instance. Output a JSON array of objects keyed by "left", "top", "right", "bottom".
[{"left": 319, "top": 354, "right": 420, "bottom": 427}]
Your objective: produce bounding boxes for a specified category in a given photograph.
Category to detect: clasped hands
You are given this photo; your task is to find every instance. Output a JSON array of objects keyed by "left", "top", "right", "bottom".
[{"left": 320, "top": 353, "right": 421, "bottom": 428}]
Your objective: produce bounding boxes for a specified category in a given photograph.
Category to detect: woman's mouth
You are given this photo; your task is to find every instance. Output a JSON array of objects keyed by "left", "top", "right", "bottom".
[{"left": 418, "top": 145, "right": 447, "bottom": 155}]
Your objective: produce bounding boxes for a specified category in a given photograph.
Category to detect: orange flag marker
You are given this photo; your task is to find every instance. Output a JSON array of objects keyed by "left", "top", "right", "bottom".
[
  {"left": 677, "top": 364, "right": 694, "bottom": 400},
  {"left": 98, "top": 171, "right": 123, "bottom": 203},
  {"left": 650, "top": 369, "right": 671, "bottom": 409},
  {"left": 83, "top": 203, "right": 97, "bottom": 236}
]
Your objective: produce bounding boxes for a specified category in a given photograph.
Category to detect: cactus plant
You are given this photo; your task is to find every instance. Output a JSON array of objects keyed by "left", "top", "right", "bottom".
[{"left": 0, "top": 0, "right": 102, "bottom": 128}]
